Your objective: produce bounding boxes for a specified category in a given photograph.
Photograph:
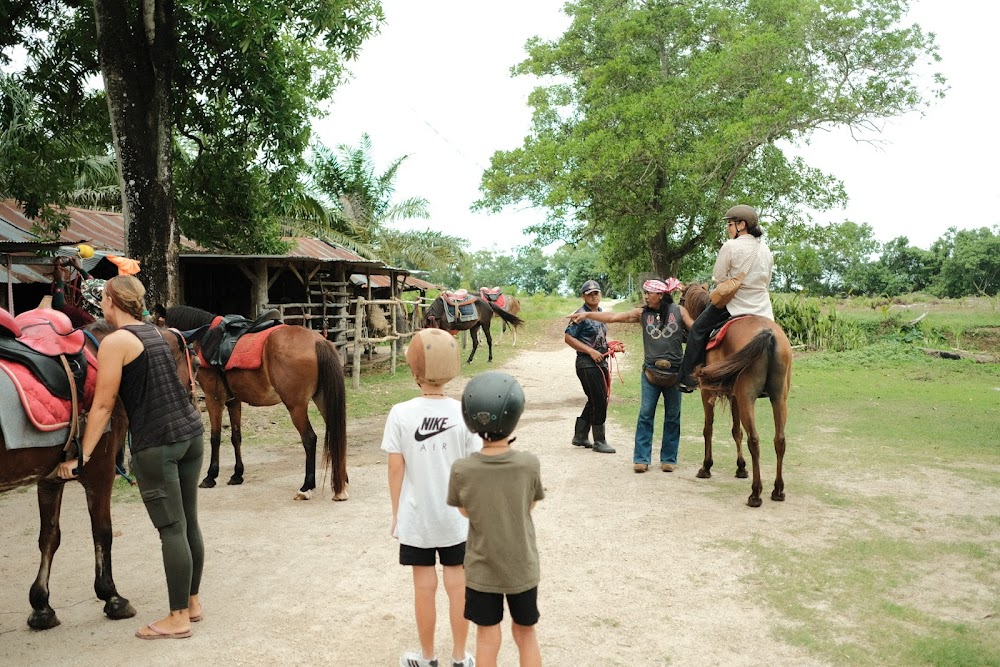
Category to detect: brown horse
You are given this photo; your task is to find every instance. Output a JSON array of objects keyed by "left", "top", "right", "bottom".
[
  {"left": 682, "top": 283, "right": 792, "bottom": 507},
  {"left": 423, "top": 295, "right": 524, "bottom": 363},
  {"left": 0, "top": 318, "right": 194, "bottom": 629},
  {"left": 165, "top": 305, "right": 348, "bottom": 501},
  {"left": 497, "top": 296, "right": 522, "bottom": 346}
]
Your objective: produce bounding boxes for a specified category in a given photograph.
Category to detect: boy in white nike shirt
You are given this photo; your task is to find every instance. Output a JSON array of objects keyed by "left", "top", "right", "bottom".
[{"left": 383, "top": 328, "right": 482, "bottom": 667}]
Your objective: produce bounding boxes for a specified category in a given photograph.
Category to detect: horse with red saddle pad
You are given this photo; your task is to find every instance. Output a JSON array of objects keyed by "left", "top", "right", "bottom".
[
  {"left": 165, "top": 305, "right": 348, "bottom": 501},
  {"left": 0, "top": 310, "right": 195, "bottom": 630}
]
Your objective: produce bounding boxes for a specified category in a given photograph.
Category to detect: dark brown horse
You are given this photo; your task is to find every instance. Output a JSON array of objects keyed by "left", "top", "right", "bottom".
[
  {"left": 0, "top": 318, "right": 194, "bottom": 629},
  {"left": 682, "top": 283, "right": 792, "bottom": 507},
  {"left": 423, "top": 295, "right": 524, "bottom": 363},
  {"left": 165, "top": 305, "right": 348, "bottom": 501}
]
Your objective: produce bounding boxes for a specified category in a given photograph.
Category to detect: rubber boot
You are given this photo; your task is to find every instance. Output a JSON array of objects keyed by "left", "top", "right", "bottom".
[
  {"left": 591, "top": 423, "right": 616, "bottom": 454},
  {"left": 571, "top": 417, "right": 593, "bottom": 448}
]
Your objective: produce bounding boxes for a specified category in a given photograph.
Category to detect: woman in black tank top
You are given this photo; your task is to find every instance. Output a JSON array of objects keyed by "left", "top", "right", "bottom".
[{"left": 58, "top": 275, "right": 205, "bottom": 640}]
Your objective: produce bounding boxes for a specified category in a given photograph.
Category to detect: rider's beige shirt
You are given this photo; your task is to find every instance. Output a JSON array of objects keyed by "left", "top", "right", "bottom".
[{"left": 712, "top": 235, "right": 774, "bottom": 320}]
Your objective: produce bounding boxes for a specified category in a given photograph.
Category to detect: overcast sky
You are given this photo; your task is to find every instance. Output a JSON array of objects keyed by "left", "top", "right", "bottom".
[{"left": 314, "top": 0, "right": 1000, "bottom": 253}]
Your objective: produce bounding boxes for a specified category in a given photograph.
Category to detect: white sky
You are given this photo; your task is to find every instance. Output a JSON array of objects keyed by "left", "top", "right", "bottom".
[{"left": 314, "top": 0, "right": 1000, "bottom": 253}]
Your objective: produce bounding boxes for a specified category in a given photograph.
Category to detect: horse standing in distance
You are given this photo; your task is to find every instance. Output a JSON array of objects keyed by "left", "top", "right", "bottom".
[
  {"left": 423, "top": 292, "right": 524, "bottom": 363},
  {"left": 478, "top": 287, "right": 523, "bottom": 346}
]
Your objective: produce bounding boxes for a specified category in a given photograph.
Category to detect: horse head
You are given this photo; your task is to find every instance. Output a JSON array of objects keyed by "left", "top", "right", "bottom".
[{"left": 681, "top": 282, "right": 711, "bottom": 319}]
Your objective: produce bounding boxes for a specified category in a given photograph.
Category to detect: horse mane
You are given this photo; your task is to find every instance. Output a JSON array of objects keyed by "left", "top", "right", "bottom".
[
  {"left": 684, "top": 283, "right": 711, "bottom": 319},
  {"left": 165, "top": 304, "right": 215, "bottom": 330},
  {"left": 422, "top": 297, "right": 444, "bottom": 326},
  {"left": 85, "top": 319, "right": 116, "bottom": 337}
]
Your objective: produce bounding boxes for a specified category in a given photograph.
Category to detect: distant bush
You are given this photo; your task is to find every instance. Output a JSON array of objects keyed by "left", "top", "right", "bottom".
[{"left": 772, "top": 294, "right": 868, "bottom": 351}]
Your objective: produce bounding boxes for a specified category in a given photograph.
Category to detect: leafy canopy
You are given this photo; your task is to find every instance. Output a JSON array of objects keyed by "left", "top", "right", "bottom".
[
  {"left": 3, "top": 0, "right": 384, "bottom": 252},
  {"left": 475, "top": 0, "right": 943, "bottom": 283}
]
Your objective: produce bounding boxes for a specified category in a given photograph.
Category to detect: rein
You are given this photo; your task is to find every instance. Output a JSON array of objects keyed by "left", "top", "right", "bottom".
[
  {"left": 602, "top": 340, "right": 626, "bottom": 402},
  {"left": 167, "top": 327, "right": 198, "bottom": 404}
]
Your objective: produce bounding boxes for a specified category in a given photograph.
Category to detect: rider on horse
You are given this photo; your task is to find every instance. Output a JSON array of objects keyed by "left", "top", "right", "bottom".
[{"left": 677, "top": 204, "right": 775, "bottom": 393}]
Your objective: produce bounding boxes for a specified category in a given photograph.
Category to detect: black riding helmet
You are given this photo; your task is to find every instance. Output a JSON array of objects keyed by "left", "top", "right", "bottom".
[{"left": 461, "top": 371, "right": 525, "bottom": 441}]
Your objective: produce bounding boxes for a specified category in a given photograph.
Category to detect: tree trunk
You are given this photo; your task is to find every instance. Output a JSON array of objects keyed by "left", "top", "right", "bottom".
[
  {"left": 92, "top": 0, "right": 178, "bottom": 308},
  {"left": 648, "top": 227, "right": 682, "bottom": 279}
]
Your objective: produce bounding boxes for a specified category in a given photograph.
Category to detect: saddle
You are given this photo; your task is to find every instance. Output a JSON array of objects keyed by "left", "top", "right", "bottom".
[
  {"left": 200, "top": 310, "right": 283, "bottom": 370},
  {"left": 706, "top": 315, "right": 752, "bottom": 351},
  {"left": 441, "top": 289, "right": 473, "bottom": 306},
  {"left": 439, "top": 291, "right": 479, "bottom": 325},
  {"left": 478, "top": 287, "right": 506, "bottom": 308},
  {"left": 0, "top": 308, "right": 88, "bottom": 400}
]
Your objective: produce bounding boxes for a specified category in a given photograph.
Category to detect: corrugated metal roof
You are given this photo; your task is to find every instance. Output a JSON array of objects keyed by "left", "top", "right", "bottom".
[
  {"left": 350, "top": 273, "right": 441, "bottom": 291},
  {"left": 0, "top": 199, "right": 125, "bottom": 252},
  {"left": 2, "top": 199, "right": 390, "bottom": 280},
  {"left": 180, "top": 238, "right": 383, "bottom": 265}
]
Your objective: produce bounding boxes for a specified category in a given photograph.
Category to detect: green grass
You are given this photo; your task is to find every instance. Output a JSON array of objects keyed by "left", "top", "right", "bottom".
[{"left": 579, "top": 293, "right": 1000, "bottom": 667}]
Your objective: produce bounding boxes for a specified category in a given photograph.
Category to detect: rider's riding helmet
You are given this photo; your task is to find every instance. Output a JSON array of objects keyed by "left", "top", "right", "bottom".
[
  {"left": 406, "top": 328, "right": 460, "bottom": 386},
  {"left": 461, "top": 371, "right": 525, "bottom": 442},
  {"left": 722, "top": 204, "right": 759, "bottom": 229}
]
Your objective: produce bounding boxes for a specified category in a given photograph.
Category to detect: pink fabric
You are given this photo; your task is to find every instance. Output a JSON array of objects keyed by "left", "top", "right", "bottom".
[
  {"left": 642, "top": 277, "right": 683, "bottom": 294},
  {"left": 0, "top": 347, "right": 97, "bottom": 430}
]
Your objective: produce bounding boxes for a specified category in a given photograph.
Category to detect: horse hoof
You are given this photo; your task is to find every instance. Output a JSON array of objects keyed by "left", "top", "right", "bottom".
[
  {"left": 294, "top": 489, "right": 313, "bottom": 501},
  {"left": 736, "top": 469, "right": 748, "bottom": 479},
  {"left": 103, "top": 597, "right": 137, "bottom": 620},
  {"left": 199, "top": 478, "right": 216, "bottom": 489},
  {"left": 696, "top": 468, "right": 711, "bottom": 479},
  {"left": 747, "top": 496, "right": 762, "bottom": 508},
  {"left": 27, "top": 609, "right": 60, "bottom": 630},
  {"left": 332, "top": 491, "right": 349, "bottom": 501},
  {"left": 227, "top": 476, "right": 243, "bottom": 485},
  {"left": 771, "top": 490, "right": 786, "bottom": 502}
]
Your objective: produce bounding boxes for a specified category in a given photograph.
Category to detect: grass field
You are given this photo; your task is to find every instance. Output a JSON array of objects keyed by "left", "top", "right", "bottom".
[{"left": 599, "top": 296, "right": 1000, "bottom": 667}]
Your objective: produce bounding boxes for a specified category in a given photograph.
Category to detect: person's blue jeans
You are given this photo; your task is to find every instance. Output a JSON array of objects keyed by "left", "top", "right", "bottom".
[{"left": 633, "top": 370, "right": 682, "bottom": 465}]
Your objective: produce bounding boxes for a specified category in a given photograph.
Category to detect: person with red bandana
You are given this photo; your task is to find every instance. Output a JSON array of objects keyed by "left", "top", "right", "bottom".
[{"left": 568, "top": 278, "right": 689, "bottom": 473}]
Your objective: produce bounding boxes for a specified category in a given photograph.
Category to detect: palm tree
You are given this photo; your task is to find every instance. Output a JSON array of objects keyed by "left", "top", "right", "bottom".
[
  {"left": 295, "top": 133, "right": 467, "bottom": 271},
  {"left": 2, "top": 75, "right": 119, "bottom": 233}
]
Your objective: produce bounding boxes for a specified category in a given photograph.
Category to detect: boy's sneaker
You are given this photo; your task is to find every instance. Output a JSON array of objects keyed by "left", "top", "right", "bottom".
[
  {"left": 452, "top": 654, "right": 475, "bottom": 667},
  {"left": 400, "top": 652, "right": 438, "bottom": 667}
]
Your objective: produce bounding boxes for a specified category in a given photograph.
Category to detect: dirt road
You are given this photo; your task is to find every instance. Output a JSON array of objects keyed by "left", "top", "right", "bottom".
[{"left": 0, "top": 333, "right": 825, "bottom": 666}]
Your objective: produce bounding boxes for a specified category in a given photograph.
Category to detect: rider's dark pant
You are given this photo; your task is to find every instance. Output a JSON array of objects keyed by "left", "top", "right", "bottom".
[
  {"left": 678, "top": 304, "right": 731, "bottom": 381},
  {"left": 576, "top": 363, "right": 608, "bottom": 425}
]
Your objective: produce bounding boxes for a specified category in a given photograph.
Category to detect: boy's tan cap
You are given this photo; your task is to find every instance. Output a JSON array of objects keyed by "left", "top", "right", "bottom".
[{"left": 406, "top": 328, "right": 460, "bottom": 384}]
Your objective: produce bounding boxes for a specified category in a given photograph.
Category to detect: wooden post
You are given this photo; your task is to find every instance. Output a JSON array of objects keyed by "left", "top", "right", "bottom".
[
  {"left": 352, "top": 297, "right": 364, "bottom": 390},
  {"left": 390, "top": 296, "right": 397, "bottom": 375}
]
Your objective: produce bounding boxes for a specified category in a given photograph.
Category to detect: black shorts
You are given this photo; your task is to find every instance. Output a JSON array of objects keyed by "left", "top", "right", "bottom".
[
  {"left": 399, "top": 542, "right": 466, "bottom": 567},
  {"left": 464, "top": 586, "right": 539, "bottom": 627}
]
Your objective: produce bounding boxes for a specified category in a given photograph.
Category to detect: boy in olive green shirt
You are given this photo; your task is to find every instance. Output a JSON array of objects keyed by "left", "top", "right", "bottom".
[{"left": 448, "top": 372, "right": 544, "bottom": 667}]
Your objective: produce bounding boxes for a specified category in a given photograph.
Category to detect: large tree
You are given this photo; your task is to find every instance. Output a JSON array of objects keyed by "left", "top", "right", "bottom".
[
  {"left": 475, "top": 0, "right": 943, "bottom": 280},
  {"left": 4, "top": 0, "right": 383, "bottom": 306}
]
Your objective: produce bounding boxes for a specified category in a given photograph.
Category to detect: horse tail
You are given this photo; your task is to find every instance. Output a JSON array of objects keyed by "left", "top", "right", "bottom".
[
  {"left": 698, "top": 329, "right": 775, "bottom": 394},
  {"left": 488, "top": 301, "right": 524, "bottom": 328},
  {"left": 316, "top": 340, "right": 348, "bottom": 497}
]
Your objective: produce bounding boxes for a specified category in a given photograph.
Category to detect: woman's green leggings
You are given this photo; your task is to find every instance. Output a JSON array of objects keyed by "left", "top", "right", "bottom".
[{"left": 132, "top": 435, "right": 205, "bottom": 611}]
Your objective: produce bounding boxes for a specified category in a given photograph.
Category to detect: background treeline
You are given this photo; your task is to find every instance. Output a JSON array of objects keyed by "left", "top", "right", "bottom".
[{"left": 432, "top": 221, "right": 1000, "bottom": 300}]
